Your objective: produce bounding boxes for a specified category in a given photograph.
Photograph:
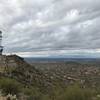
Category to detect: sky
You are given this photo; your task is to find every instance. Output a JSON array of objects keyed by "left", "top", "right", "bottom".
[{"left": 0, "top": 0, "right": 100, "bottom": 57}]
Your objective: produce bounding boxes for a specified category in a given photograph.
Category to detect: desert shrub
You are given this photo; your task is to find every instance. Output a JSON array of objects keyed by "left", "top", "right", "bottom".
[
  {"left": 56, "top": 84, "right": 95, "bottom": 100},
  {"left": 46, "top": 83, "right": 96, "bottom": 100},
  {"left": 23, "top": 87, "right": 51, "bottom": 100},
  {"left": 0, "top": 77, "right": 22, "bottom": 95},
  {"left": 0, "top": 78, "right": 97, "bottom": 100},
  {"left": 22, "top": 87, "right": 42, "bottom": 100}
]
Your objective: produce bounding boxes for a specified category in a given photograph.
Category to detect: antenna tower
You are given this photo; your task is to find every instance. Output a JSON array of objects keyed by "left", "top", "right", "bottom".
[{"left": 0, "top": 31, "right": 3, "bottom": 55}]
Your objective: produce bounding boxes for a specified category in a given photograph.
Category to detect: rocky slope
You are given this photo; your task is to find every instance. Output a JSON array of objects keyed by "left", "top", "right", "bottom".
[
  {"left": 0, "top": 55, "right": 100, "bottom": 91},
  {"left": 0, "top": 55, "right": 52, "bottom": 91},
  {"left": 31, "top": 62, "right": 100, "bottom": 88}
]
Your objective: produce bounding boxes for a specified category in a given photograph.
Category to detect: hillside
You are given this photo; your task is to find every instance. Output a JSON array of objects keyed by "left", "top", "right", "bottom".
[
  {"left": 0, "top": 55, "right": 100, "bottom": 99},
  {"left": 0, "top": 55, "right": 52, "bottom": 90},
  {"left": 31, "top": 61, "right": 100, "bottom": 88},
  {"left": 1, "top": 55, "right": 100, "bottom": 89}
]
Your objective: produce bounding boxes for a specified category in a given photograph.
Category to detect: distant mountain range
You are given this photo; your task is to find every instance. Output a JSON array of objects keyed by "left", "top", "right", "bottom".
[{"left": 25, "top": 57, "right": 100, "bottom": 63}]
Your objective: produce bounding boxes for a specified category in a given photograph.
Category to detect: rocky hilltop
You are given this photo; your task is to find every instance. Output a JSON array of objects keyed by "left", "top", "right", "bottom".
[{"left": 0, "top": 55, "right": 25, "bottom": 73}]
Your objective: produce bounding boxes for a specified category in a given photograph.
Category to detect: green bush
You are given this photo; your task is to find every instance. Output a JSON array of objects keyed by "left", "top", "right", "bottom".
[
  {"left": 22, "top": 87, "right": 51, "bottom": 100},
  {"left": 22, "top": 87, "right": 42, "bottom": 100},
  {"left": 56, "top": 84, "right": 95, "bottom": 100},
  {"left": 0, "top": 78, "right": 22, "bottom": 95}
]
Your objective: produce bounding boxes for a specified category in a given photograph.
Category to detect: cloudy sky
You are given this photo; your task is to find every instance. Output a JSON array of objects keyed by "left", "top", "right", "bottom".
[{"left": 0, "top": 0, "right": 100, "bottom": 57}]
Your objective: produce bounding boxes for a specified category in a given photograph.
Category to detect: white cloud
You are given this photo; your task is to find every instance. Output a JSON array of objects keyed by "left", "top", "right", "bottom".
[{"left": 0, "top": 0, "right": 100, "bottom": 57}]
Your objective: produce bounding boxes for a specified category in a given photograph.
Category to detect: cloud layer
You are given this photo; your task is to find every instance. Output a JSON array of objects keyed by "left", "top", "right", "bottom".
[{"left": 0, "top": 0, "right": 100, "bottom": 57}]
